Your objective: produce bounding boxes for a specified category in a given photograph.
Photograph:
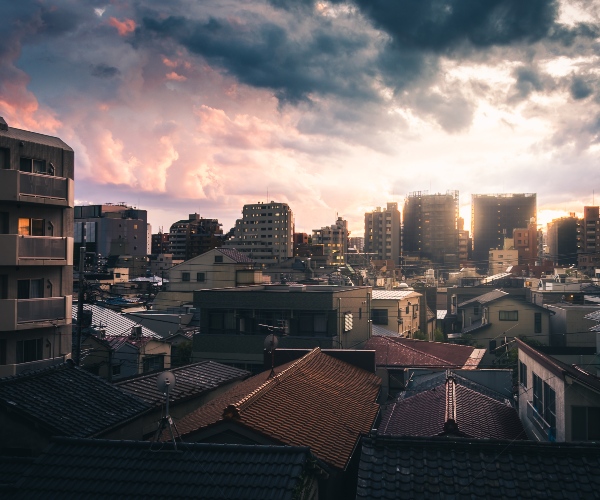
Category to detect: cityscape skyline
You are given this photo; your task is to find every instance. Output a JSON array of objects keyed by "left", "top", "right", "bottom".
[{"left": 1, "top": 1, "right": 599, "bottom": 235}]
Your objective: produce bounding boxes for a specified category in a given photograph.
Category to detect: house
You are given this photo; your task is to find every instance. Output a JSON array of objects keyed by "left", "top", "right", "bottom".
[
  {"left": 0, "top": 117, "right": 74, "bottom": 377},
  {"left": 378, "top": 371, "right": 526, "bottom": 440},
  {"left": 9, "top": 438, "right": 326, "bottom": 499},
  {"left": 357, "top": 435, "right": 600, "bottom": 499},
  {"left": 517, "top": 338, "right": 600, "bottom": 442},
  {"left": 0, "top": 361, "right": 152, "bottom": 454},
  {"left": 451, "top": 289, "right": 553, "bottom": 364},
  {"left": 166, "top": 348, "right": 380, "bottom": 499},
  {"left": 547, "top": 303, "right": 600, "bottom": 347},
  {"left": 363, "top": 336, "right": 484, "bottom": 397},
  {"left": 193, "top": 284, "right": 373, "bottom": 372},
  {"left": 370, "top": 289, "right": 423, "bottom": 337}
]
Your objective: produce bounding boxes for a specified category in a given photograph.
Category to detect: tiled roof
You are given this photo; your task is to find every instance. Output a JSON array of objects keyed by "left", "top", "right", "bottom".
[
  {"left": 72, "top": 304, "right": 161, "bottom": 339},
  {"left": 372, "top": 290, "right": 419, "bottom": 300},
  {"left": 12, "top": 438, "right": 324, "bottom": 499},
  {"left": 0, "top": 126, "right": 73, "bottom": 150},
  {"left": 172, "top": 348, "right": 381, "bottom": 470},
  {"left": 379, "top": 374, "right": 526, "bottom": 440},
  {"left": 458, "top": 289, "right": 508, "bottom": 307},
  {"left": 363, "top": 336, "right": 483, "bottom": 369},
  {"left": 357, "top": 435, "right": 600, "bottom": 499},
  {"left": 371, "top": 324, "right": 402, "bottom": 337},
  {"left": 216, "top": 247, "right": 255, "bottom": 263},
  {"left": 0, "top": 456, "right": 34, "bottom": 489},
  {"left": 116, "top": 361, "right": 249, "bottom": 406},
  {"left": 0, "top": 362, "right": 150, "bottom": 438}
]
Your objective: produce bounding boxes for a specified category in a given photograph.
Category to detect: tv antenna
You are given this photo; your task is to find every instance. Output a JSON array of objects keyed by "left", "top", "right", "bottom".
[
  {"left": 264, "top": 333, "right": 279, "bottom": 378},
  {"left": 153, "top": 371, "right": 181, "bottom": 448}
]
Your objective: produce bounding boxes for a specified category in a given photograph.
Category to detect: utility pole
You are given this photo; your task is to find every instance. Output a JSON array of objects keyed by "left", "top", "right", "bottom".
[{"left": 74, "top": 224, "right": 86, "bottom": 366}]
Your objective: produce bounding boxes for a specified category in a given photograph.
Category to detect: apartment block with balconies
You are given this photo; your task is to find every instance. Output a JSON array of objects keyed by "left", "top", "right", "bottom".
[{"left": 0, "top": 117, "right": 73, "bottom": 377}]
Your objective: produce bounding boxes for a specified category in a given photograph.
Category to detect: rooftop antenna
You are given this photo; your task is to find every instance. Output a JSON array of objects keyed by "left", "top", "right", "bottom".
[
  {"left": 264, "top": 332, "right": 279, "bottom": 378},
  {"left": 154, "top": 371, "right": 180, "bottom": 447}
]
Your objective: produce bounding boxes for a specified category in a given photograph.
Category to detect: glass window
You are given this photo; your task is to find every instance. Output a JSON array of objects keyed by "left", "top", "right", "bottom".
[
  {"left": 196, "top": 272, "right": 206, "bottom": 282},
  {"left": 182, "top": 272, "right": 190, "bottom": 282},
  {"left": 371, "top": 309, "right": 388, "bottom": 325},
  {"left": 16, "top": 338, "right": 43, "bottom": 363},
  {"left": 0, "top": 148, "right": 9, "bottom": 169},
  {"left": 533, "top": 373, "right": 543, "bottom": 413},
  {"left": 572, "top": 407, "right": 600, "bottom": 441},
  {"left": 534, "top": 312, "right": 542, "bottom": 333},
  {"left": 519, "top": 361, "right": 528, "bottom": 387},
  {"left": 499, "top": 310, "right": 518, "bottom": 321}
]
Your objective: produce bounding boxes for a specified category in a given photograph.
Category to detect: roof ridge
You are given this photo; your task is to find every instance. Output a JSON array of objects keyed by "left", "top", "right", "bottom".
[
  {"left": 223, "top": 348, "right": 321, "bottom": 419},
  {"left": 390, "top": 338, "right": 452, "bottom": 365}
]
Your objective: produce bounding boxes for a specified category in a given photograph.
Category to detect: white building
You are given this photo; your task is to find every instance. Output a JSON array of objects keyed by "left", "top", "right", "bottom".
[
  {"left": 364, "top": 202, "right": 402, "bottom": 265},
  {"left": 312, "top": 217, "right": 348, "bottom": 264},
  {"left": 225, "top": 201, "right": 294, "bottom": 264}
]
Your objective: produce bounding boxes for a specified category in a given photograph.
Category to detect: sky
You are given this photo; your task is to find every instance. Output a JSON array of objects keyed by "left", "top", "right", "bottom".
[{"left": 1, "top": 0, "right": 599, "bottom": 236}]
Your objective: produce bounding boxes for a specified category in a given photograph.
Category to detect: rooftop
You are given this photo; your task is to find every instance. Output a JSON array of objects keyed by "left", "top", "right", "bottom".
[
  {"left": 72, "top": 304, "right": 161, "bottom": 339},
  {"left": 0, "top": 122, "right": 73, "bottom": 151}
]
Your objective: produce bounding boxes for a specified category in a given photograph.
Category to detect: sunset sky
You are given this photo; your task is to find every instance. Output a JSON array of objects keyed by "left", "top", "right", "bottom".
[{"left": 1, "top": 0, "right": 599, "bottom": 235}]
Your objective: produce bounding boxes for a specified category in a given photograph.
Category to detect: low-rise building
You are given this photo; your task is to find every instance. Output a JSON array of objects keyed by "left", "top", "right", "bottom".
[{"left": 370, "top": 289, "right": 422, "bottom": 337}]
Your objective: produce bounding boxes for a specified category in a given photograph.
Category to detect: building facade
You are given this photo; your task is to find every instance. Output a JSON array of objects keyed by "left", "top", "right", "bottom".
[
  {"left": 471, "top": 193, "right": 536, "bottom": 269},
  {"left": 168, "top": 214, "right": 223, "bottom": 261},
  {"left": 364, "top": 202, "right": 402, "bottom": 266},
  {"left": 312, "top": 217, "right": 349, "bottom": 264},
  {"left": 0, "top": 117, "right": 73, "bottom": 376},
  {"left": 225, "top": 201, "right": 294, "bottom": 264},
  {"left": 577, "top": 206, "right": 600, "bottom": 274},
  {"left": 547, "top": 214, "right": 579, "bottom": 266},
  {"left": 403, "top": 191, "right": 459, "bottom": 264}
]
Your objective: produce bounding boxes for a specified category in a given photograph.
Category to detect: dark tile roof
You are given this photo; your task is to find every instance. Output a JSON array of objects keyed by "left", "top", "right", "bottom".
[
  {"left": 216, "top": 247, "right": 255, "bottom": 263},
  {"left": 173, "top": 348, "right": 381, "bottom": 470},
  {"left": 379, "top": 373, "right": 526, "bottom": 441},
  {"left": 363, "top": 336, "right": 483, "bottom": 369},
  {"left": 458, "top": 289, "right": 508, "bottom": 307},
  {"left": 0, "top": 456, "right": 34, "bottom": 490},
  {"left": 116, "top": 361, "right": 250, "bottom": 406},
  {"left": 357, "top": 435, "right": 600, "bottom": 499},
  {"left": 0, "top": 362, "right": 151, "bottom": 438},
  {"left": 12, "top": 438, "right": 324, "bottom": 500},
  {"left": 72, "top": 304, "right": 161, "bottom": 339},
  {"left": 0, "top": 126, "right": 73, "bottom": 150}
]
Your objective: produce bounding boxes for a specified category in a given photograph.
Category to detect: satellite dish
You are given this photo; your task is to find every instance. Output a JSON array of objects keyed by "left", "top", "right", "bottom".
[
  {"left": 157, "top": 371, "right": 176, "bottom": 395},
  {"left": 264, "top": 334, "right": 278, "bottom": 353}
]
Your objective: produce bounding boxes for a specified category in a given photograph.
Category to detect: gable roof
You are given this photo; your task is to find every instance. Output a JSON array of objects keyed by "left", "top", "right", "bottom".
[
  {"left": 12, "top": 438, "right": 325, "bottom": 499},
  {"left": 172, "top": 348, "right": 381, "bottom": 470},
  {"left": 379, "top": 373, "right": 526, "bottom": 441},
  {"left": 363, "top": 336, "right": 484, "bottom": 369},
  {"left": 0, "top": 362, "right": 150, "bottom": 438},
  {"left": 357, "top": 435, "right": 600, "bottom": 499},
  {"left": 216, "top": 247, "right": 255, "bottom": 263},
  {"left": 72, "top": 304, "right": 161, "bottom": 339},
  {"left": 116, "top": 361, "right": 250, "bottom": 406},
  {"left": 372, "top": 290, "right": 420, "bottom": 300},
  {"left": 0, "top": 125, "right": 73, "bottom": 150},
  {"left": 458, "top": 289, "right": 508, "bottom": 307}
]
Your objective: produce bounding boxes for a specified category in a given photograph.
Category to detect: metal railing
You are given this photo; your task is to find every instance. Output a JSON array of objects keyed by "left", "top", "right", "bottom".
[
  {"left": 19, "top": 171, "right": 68, "bottom": 199},
  {"left": 19, "top": 236, "right": 67, "bottom": 259},
  {"left": 527, "top": 400, "right": 556, "bottom": 442},
  {"left": 17, "top": 297, "right": 66, "bottom": 323}
]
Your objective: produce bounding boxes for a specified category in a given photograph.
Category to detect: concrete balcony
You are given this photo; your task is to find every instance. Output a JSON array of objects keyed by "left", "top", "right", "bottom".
[
  {"left": 0, "top": 169, "right": 74, "bottom": 207},
  {"left": 0, "top": 295, "right": 72, "bottom": 331},
  {"left": 0, "top": 235, "right": 73, "bottom": 266}
]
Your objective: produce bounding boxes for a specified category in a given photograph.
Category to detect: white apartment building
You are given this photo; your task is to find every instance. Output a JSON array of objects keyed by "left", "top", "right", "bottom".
[
  {"left": 364, "top": 202, "right": 402, "bottom": 265},
  {"left": 312, "top": 217, "right": 348, "bottom": 264},
  {"left": 225, "top": 201, "right": 294, "bottom": 264}
]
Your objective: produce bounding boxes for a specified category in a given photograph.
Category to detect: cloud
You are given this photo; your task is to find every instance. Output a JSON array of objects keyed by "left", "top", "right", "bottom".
[{"left": 109, "top": 17, "right": 136, "bottom": 36}]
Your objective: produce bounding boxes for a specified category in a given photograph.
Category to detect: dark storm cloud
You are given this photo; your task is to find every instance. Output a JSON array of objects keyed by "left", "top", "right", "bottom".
[
  {"left": 512, "top": 66, "right": 545, "bottom": 99},
  {"left": 570, "top": 76, "right": 593, "bottom": 100},
  {"left": 90, "top": 64, "right": 120, "bottom": 79}
]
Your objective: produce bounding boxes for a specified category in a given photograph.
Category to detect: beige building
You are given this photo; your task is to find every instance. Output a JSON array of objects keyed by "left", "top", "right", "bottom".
[
  {"left": 312, "top": 217, "right": 349, "bottom": 265},
  {"left": 371, "top": 289, "right": 423, "bottom": 337},
  {"left": 488, "top": 248, "right": 519, "bottom": 275},
  {"left": 0, "top": 117, "right": 74, "bottom": 377},
  {"left": 364, "top": 202, "right": 402, "bottom": 265}
]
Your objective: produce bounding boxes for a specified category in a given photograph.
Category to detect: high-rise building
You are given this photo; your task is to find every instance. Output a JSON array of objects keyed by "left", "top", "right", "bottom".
[
  {"left": 403, "top": 191, "right": 459, "bottom": 263},
  {"left": 0, "top": 117, "right": 73, "bottom": 376},
  {"left": 168, "top": 214, "right": 223, "bottom": 261},
  {"left": 471, "top": 193, "right": 536, "bottom": 267},
  {"left": 547, "top": 214, "right": 579, "bottom": 266},
  {"left": 577, "top": 206, "right": 600, "bottom": 273},
  {"left": 457, "top": 217, "right": 471, "bottom": 264},
  {"left": 312, "top": 217, "right": 349, "bottom": 264},
  {"left": 513, "top": 220, "right": 542, "bottom": 266},
  {"left": 151, "top": 231, "right": 170, "bottom": 255},
  {"left": 225, "top": 201, "right": 294, "bottom": 264},
  {"left": 364, "top": 202, "right": 402, "bottom": 265},
  {"left": 349, "top": 237, "right": 364, "bottom": 252}
]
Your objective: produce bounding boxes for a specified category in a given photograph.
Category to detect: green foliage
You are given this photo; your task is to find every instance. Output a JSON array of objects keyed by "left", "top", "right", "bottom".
[
  {"left": 434, "top": 328, "right": 445, "bottom": 342},
  {"left": 412, "top": 330, "right": 427, "bottom": 341}
]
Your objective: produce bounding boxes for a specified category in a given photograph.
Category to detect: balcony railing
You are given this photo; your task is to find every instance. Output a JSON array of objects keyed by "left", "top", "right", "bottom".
[
  {"left": 0, "top": 170, "right": 73, "bottom": 207},
  {"left": 0, "top": 235, "right": 73, "bottom": 265},
  {"left": 19, "top": 236, "right": 68, "bottom": 259},
  {"left": 19, "top": 172, "right": 69, "bottom": 199},
  {"left": 0, "top": 296, "right": 71, "bottom": 331},
  {"left": 527, "top": 400, "right": 556, "bottom": 442}
]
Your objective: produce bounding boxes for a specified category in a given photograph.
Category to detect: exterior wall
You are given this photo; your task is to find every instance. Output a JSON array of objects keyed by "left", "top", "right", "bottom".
[
  {"left": 371, "top": 294, "right": 421, "bottom": 336},
  {"left": 0, "top": 120, "right": 73, "bottom": 377},
  {"left": 312, "top": 217, "right": 348, "bottom": 264},
  {"left": 168, "top": 214, "right": 223, "bottom": 261},
  {"left": 547, "top": 216, "right": 578, "bottom": 266},
  {"left": 225, "top": 202, "right": 294, "bottom": 264},
  {"left": 488, "top": 249, "right": 519, "bottom": 275},
  {"left": 577, "top": 206, "right": 600, "bottom": 273},
  {"left": 547, "top": 305, "right": 600, "bottom": 347},
  {"left": 364, "top": 202, "right": 401, "bottom": 265}
]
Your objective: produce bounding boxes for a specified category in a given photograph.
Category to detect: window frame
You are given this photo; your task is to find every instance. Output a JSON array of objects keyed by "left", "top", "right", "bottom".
[{"left": 499, "top": 310, "right": 518, "bottom": 321}]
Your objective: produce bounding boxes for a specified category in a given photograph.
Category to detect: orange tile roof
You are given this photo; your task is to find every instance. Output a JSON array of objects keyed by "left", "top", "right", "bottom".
[{"left": 173, "top": 348, "right": 381, "bottom": 470}]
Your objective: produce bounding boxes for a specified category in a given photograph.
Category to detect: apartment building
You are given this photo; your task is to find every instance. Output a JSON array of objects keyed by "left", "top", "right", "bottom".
[
  {"left": 513, "top": 220, "right": 542, "bottom": 266},
  {"left": 577, "top": 206, "right": 600, "bottom": 274},
  {"left": 225, "top": 201, "right": 294, "bottom": 264},
  {"left": 168, "top": 213, "right": 223, "bottom": 261},
  {"left": 0, "top": 117, "right": 73, "bottom": 376},
  {"left": 547, "top": 214, "right": 578, "bottom": 266},
  {"left": 364, "top": 202, "right": 401, "bottom": 265},
  {"left": 403, "top": 191, "right": 459, "bottom": 264},
  {"left": 312, "top": 217, "right": 349, "bottom": 264}
]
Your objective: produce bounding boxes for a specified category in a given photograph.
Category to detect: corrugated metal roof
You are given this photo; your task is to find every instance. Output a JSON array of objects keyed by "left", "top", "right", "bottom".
[
  {"left": 72, "top": 304, "right": 161, "bottom": 339},
  {"left": 437, "top": 310, "right": 447, "bottom": 320},
  {"left": 372, "top": 290, "right": 419, "bottom": 300},
  {"left": 458, "top": 289, "right": 508, "bottom": 307}
]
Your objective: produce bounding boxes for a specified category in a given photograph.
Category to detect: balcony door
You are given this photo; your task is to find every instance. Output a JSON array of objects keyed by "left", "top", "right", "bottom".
[
  {"left": 18, "top": 218, "right": 44, "bottom": 236},
  {"left": 18, "top": 278, "right": 44, "bottom": 299}
]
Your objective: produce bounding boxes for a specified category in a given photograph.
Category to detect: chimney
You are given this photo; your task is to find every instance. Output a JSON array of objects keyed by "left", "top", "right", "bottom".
[{"left": 0, "top": 117, "right": 8, "bottom": 131}]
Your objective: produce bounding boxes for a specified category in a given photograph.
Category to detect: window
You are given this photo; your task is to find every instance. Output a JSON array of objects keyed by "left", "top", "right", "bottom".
[
  {"left": 214, "top": 255, "right": 223, "bottom": 263},
  {"left": 534, "top": 312, "right": 542, "bottom": 333},
  {"left": 473, "top": 304, "right": 480, "bottom": 315},
  {"left": 0, "top": 148, "right": 9, "bottom": 169},
  {"left": 544, "top": 382, "right": 556, "bottom": 430},
  {"left": 182, "top": 272, "right": 190, "bottom": 282},
  {"left": 533, "top": 373, "right": 543, "bottom": 413},
  {"left": 0, "top": 275, "right": 7, "bottom": 299},
  {"left": 18, "top": 218, "right": 44, "bottom": 236},
  {"left": 20, "top": 157, "right": 46, "bottom": 174},
  {"left": 196, "top": 272, "right": 206, "bottom": 282},
  {"left": 143, "top": 355, "right": 164, "bottom": 373},
  {"left": 17, "top": 278, "right": 44, "bottom": 299},
  {"left": 519, "top": 361, "right": 528, "bottom": 387},
  {"left": 533, "top": 372, "right": 556, "bottom": 434},
  {"left": 16, "top": 338, "right": 43, "bottom": 363},
  {"left": 0, "top": 339, "right": 6, "bottom": 365},
  {"left": 372, "top": 309, "right": 388, "bottom": 325},
  {"left": 112, "top": 364, "right": 121, "bottom": 376},
  {"left": 499, "top": 310, "right": 518, "bottom": 321},
  {"left": 572, "top": 407, "right": 600, "bottom": 440}
]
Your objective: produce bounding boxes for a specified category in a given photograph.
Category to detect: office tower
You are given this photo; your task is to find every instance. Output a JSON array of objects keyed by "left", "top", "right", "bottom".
[
  {"left": 471, "top": 193, "right": 536, "bottom": 267},
  {"left": 403, "top": 190, "right": 459, "bottom": 264},
  {"left": 168, "top": 214, "right": 223, "bottom": 261},
  {"left": 364, "top": 202, "right": 402, "bottom": 265},
  {"left": 577, "top": 206, "right": 600, "bottom": 273},
  {"left": 312, "top": 217, "right": 349, "bottom": 264},
  {"left": 0, "top": 117, "right": 73, "bottom": 376},
  {"left": 225, "top": 201, "right": 294, "bottom": 263},
  {"left": 547, "top": 214, "right": 579, "bottom": 266}
]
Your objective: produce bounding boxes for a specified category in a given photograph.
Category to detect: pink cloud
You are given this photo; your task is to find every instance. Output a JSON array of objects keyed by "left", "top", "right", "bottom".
[
  {"left": 166, "top": 72, "right": 187, "bottom": 81},
  {"left": 108, "top": 17, "right": 136, "bottom": 36}
]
